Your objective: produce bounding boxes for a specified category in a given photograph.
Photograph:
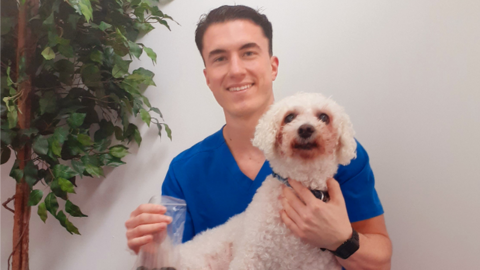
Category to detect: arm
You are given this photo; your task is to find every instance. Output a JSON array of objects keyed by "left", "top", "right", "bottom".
[
  {"left": 338, "top": 215, "right": 392, "bottom": 270},
  {"left": 280, "top": 178, "right": 392, "bottom": 270}
]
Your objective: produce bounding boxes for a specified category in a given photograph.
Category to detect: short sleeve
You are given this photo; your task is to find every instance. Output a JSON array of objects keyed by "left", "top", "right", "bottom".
[
  {"left": 161, "top": 164, "right": 196, "bottom": 243},
  {"left": 335, "top": 140, "right": 384, "bottom": 223}
]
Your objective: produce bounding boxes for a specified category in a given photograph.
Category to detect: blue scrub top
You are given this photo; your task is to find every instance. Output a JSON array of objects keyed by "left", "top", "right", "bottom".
[{"left": 162, "top": 127, "right": 384, "bottom": 243}]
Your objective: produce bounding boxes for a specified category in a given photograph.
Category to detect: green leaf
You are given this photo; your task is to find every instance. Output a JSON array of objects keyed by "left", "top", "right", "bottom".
[
  {"left": 58, "top": 177, "right": 76, "bottom": 193},
  {"left": 56, "top": 210, "right": 81, "bottom": 235},
  {"left": 1, "top": 16, "right": 15, "bottom": 35},
  {"left": 39, "top": 91, "right": 57, "bottom": 115},
  {"left": 65, "top": 200, "right": 88, "bottom": 217},
  {"left": 139, "top": 108, "right": 151, "bottom": 127},
  {"left": 104, "top": 155, "right": 126, "bottom": 167},
  {"left": 7, "top": 110, "right": 17, "bottom": 129},
  {"left": 42, "top": 47, "right": 55, "bottom": 60},
  {"left": 90, "top": 50, "right": 103, "bottom": 63},
  {"left": 114, "top": 126, "right": 123, "bottom": 140},
  {"left": 1, "top": 146, "right": 11, "bottom": 165},
  {"left": 85, "top": 164, "right": 103, "bottom": 177},
  {"left": 45, "top": 192, "right": 59, "bottom": 216},
  {"left": 54, "top": 127, "right": 69, "bottom": 144},
  {"left": 24, "top": 161, "right": 38, "bottom": 187},
  {"left": 150, "top": 107, "right": 163, "bottom": 118},
  {"left": 128, "top": 41, "right": 142, "bottom": 59},
  {"left": 48, "top": 136, "right": 61, "bottom": 157},
  {"left": 143, "top": 47, "right": 157, "bottom": 64},
  {"left": 81, "top": 64, "right": 102, "bottom": 88},
  {"left": 98, "top": 21, "right": 112, "bottom": 31},
  {"left": 1, "top": 129, "right": 14, "bottom": 145},
  {"left": 134, "top": 126, "right": 142, "bottom": 146},
  {"left": 50, "top": 179, "right": 68, "bottom": 200},
  {"left": 58, "top": 44, "right": 74, "bottom": 58},
  {"left": 38, "top": 202, "right": 48, "bottom": 222},
  {"left": 109, "top": 145, "right": 129, "bottom": 158},
  {"left": 112, "top": 57, "right": 131, "bottom": 78},
  {"left": 52, "top": 164, "right": 78, "bottom": 179},
  {"left": 10, "top": 161, "right": 23, "bottom": 183},
  {"left": 142, "top": 96, "right": 151, "bottom": 108},
  {"left": 164, "top": 124, "right": 172, "bottom": 140},
  {"left": 28, "top": 190, "right": 43, "bottom": 206},
  {"left": 55, "top": 59, "right": 74, "bottom": 84},
  {"left": 156, "top": 123, "right": 162, "bottom": 138},
  {"left": 77, "top": 134, "right": 93, "bottom": 146},
  {"left": 67, "top": 113, "right": 86, "bottom": 128},
  {"left": 71, "top": 159, "right": 85, "bottom": 176},
  {"left": 33, "top": 136, "right": 49, "bottom": 155},
  {"left": 78, "top": 0, "right": 93, "bottom": 22}
]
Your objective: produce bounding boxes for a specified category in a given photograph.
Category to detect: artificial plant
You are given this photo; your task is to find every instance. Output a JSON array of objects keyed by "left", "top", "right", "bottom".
[{"left": 1, "top": 0, "right": 173, "bottom": 269}]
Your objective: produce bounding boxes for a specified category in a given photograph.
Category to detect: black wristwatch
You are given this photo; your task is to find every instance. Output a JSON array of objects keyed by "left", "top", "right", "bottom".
[{"left": 328, "top": 228, "right": 360, "bottom": 259}]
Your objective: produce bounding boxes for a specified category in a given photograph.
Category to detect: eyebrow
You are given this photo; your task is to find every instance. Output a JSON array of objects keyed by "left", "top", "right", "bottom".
[{"left": 207, "top": 42, "right": 261, "bottom": 60}]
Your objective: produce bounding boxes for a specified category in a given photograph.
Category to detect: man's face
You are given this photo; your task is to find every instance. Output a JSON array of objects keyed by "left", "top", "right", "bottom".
[{"left": 202, "top": 19, "right": 279, "bottom": 119}]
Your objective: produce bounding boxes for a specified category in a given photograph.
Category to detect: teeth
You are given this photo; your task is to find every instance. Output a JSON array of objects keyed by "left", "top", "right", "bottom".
[{"left": 228, "top": 84, "right": 252, "bottom": 92}]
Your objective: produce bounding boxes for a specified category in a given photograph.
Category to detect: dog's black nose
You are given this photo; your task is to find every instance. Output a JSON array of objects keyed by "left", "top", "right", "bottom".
[{"left": 298, "top": 124, "right": 315, "bottom": 139}]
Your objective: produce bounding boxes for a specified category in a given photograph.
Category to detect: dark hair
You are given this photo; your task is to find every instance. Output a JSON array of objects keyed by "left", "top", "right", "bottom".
[{"left": 195, "top": 5, "right": 273, "bottom": 59}]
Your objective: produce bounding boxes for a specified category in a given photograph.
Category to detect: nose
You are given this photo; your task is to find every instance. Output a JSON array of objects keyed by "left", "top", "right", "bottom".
[
  {"left": 228, "top": 55, "right": 246, "bottom": 78},
  {"left": 298, "top": 124, "right": 315, "bottom": 139}
]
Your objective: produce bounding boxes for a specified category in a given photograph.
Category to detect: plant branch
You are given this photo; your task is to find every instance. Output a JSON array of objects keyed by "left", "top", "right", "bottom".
[{"left": 2, "top": 196, "right": 15, "bottom": 214}]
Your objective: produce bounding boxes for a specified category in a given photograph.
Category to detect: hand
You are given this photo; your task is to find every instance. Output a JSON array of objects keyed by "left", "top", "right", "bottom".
[
  {"left": 125, "top": 203, "right": 172, "bottom": 254},
  {"left": 279, "top": 178, "right": 352, "bottom": 251}
]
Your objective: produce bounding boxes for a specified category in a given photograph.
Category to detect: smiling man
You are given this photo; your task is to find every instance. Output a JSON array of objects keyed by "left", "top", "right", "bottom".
[{"left": 125, "top": 5, "right": 392, "bottom": 269}]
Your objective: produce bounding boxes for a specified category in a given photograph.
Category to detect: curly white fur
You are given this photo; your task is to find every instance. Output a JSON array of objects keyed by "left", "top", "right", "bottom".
[{"left": 174, "top": 92, "right": 356, "bottom": 270}]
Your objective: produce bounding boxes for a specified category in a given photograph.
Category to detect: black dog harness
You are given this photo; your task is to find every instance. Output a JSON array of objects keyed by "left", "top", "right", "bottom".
[{"left": 272, "top": 171, "right": 330, "bottom": 202}]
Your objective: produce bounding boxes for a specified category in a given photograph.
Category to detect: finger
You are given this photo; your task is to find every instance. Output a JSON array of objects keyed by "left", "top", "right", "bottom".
[
  {"left": 280, "top": 210, "right": 303, "bottom": 238},
  {"left": 287, "top": 179, "right": 316, "bottom": 205},
  {"left": 280, "top": 194, "right": 303, "bottom": 226},
  {"left": 127, "top": 234, "right": 153, "bottom": 254},
  {"left": 283, "top": 185, "right": 308, "bottom": 212},
  {"left": 130, "top": 204, "right": 166, "bottom": 218},
  {"left": 326, "top": 178, "right": 345, "bottom": 204},
  {"left": 126, "top": 222, "right": 167, "bottom": 239},
  {"left": 125, "top": 213, "right": 172, "bottom": 229}
]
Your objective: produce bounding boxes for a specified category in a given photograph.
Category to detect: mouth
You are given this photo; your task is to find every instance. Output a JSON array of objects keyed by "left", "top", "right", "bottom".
[
  {"left": 293, "top": 141, "right": 318, "bottom": 150},
  {"left": 227, "top": 83, "right": 254, "bottom": 92}
]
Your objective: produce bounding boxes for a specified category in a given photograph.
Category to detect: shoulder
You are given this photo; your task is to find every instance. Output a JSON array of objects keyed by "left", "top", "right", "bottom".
[
  {"left": 335, "top": 139, "right": 371, "bottom": 184},
  {"left": 170, "top": 127, "right": 225, "bottom": 169}
]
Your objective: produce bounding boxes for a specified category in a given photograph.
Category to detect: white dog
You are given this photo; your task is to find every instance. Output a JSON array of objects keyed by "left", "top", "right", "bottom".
[{"left": 175, "top": 92, "right": 357, "bottom": 270}]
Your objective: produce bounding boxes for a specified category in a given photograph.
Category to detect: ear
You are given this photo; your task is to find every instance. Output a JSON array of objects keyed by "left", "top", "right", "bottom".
[
  {"left": 252, "top": 104, "right": 278, "bottom": 158},
  {"left": 270, "top": 56, "right": 279, "bottom": 81},
  {"left": 203, "top": 68, "right": 211, "bottom": 88},
  {"left": 336, "top": 113, "right": 357, "bottom": 165}
]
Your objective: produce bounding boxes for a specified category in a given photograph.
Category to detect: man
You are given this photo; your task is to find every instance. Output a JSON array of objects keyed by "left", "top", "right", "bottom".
[{"left": 125, "top": 5, "right": 392, "bottom": 269}]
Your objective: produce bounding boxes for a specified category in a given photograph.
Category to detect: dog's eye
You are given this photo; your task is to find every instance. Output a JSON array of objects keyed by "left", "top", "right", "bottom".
[
  {"left": 284, "top": 113, "right": 296, "bottom": 124},
  {"left": 317, "top": 113, "right": 330, "bottom": 124}
]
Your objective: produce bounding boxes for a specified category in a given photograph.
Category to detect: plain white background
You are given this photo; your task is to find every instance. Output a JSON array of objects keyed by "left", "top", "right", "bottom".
[{"left": 2, "top": 0, "right": 479, "bottom": 269}]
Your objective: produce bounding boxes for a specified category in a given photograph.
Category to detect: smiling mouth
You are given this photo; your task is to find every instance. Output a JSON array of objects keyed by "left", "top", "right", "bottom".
[
  {"left": 293, "top": 142, "right": 318, "bottom": 150},
  {"left": 227, "top": 83, "right": 254, "bottom": 92}
]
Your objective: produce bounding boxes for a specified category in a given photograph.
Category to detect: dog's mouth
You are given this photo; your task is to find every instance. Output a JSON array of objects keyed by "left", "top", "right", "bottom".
[{"left": 293, "top": 141, "right": 318, "bottom": 150}]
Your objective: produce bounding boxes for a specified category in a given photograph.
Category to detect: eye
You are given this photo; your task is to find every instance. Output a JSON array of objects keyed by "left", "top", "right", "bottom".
[
  {"left": 214, "top": 56, "right": 226, "bottom": 62},
  {"left": 317, "top": 113, "right": 330, "bottom": 124},
  {"left": 244, "top": 51, "right": 254, "bottom": 57},
  {"left": 284, "top": 113, "right": 296, "bottom": 124}
]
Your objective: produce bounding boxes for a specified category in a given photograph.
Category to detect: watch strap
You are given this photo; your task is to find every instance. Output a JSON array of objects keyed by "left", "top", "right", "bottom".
[{"left": 322, "top": 228, "right": 360, "bottom": 260}]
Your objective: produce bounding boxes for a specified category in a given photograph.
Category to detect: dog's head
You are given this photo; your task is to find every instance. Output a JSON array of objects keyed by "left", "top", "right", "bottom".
[{"left": 252, "top": 92, "right": 357, "bottom": 189}]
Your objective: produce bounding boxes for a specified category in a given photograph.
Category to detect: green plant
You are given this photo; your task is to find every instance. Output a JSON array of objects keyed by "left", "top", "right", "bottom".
[{"left": 1, "top": 0, "right": 174, "bottom": 269}]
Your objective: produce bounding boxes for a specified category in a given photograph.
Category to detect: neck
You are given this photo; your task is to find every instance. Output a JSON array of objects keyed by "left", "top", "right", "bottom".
[{"left": 223, "top": 101, "right": 273, "bottom": 153}]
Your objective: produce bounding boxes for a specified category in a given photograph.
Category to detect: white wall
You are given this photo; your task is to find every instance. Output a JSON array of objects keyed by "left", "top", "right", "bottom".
[{"left": 2, "top": 0, "right": 479, "bottom": 269}]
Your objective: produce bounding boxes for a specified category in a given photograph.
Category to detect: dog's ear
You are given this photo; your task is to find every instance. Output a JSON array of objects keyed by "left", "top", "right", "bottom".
[
  {"left": 252, "top": 104, "right": 279, "bottom": 159},
  {"left": 336, "top": 112, "right": 357, "bottom": 165}
]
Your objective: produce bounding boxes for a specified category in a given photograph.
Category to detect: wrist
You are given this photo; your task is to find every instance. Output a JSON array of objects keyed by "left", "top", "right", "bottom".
[{"left": 329, "top": 228, "right": 360, "bottom": 260}]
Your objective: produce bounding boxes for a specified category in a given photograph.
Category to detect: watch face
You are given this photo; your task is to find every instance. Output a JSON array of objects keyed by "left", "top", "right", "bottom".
[{"left": 334, "top": 229, "right": 360, "bottom": 259}]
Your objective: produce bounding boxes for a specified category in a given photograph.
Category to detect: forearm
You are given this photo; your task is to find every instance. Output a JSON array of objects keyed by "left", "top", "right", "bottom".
[{"left": 336, "top": 232, "right": 392, "bottom": 270}]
